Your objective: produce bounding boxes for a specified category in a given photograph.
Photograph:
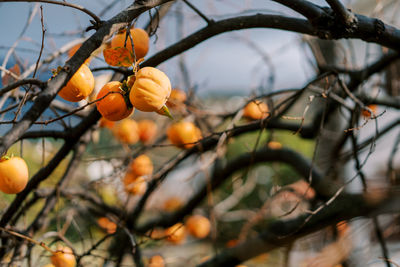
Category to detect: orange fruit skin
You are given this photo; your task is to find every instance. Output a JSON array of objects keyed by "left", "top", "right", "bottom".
[
  {"left": 243, "top": 100, "right": 269, "bottom": 120},
  {"left": 123, "top": 175, "right": 147, "bottom": 195},
  {"left": 137, "top": 119, "right": 157, "bottom": 143},
  {"left": 68, "top": 43, "right": 90, "bottom": 64},
  {"left": 267, "top": 141, "right": 282, "bottom": 150},
  {"left": 166, "top": 88, "right": 187, "bottom": 109},
  {"left": 130, "top": 155, "right": 153, "bottom": 176},
  {"left": 110, "top": 28, "right": 149, "bottom": 60},
  {"left": 113, "top": 119, "right": 139, "bottom": 144},
  {"left": 362, "top": 104, "right": 377, "bottom": 118},
  {"left": 99, "top": 117, "right": 115, "bottom": 129},
  {"left": 97, "top": 217, "right": 117, "bottom": 234},
  {"left": 129, "top": 67, "right": 172, "bottom": 112},
  {"left": 0, "top": 157, "right": 29, "bottom": 194},
  {"left": 149, "top": 255, "right": 165, "bottom": 267},
  {"left": 163, "top": 197, "right": 183, "bottom": 212},
  {"left": 185, "top": 215, "right": 211, "bottom": 239},
  {"left": 167, "top": 121, "right": 202, "bottom": 149},
  {"left": 50, "top": 246, "right": 76, "bottom": 267},
  {"left": 58, "top": 64, "right": 94, "bottom": 102},
  {"left": 165, "top": 223, "right": 186, "bottom": 244},
  {"left": 96, "top": 81, "right": 133, "bottom": 121}
]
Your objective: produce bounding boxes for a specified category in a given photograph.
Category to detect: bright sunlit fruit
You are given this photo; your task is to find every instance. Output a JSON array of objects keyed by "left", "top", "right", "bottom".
[
  {"left": 243, "top": 100, "right": 269, "bottom": 120},
  {"left": 167, "top": 121, "right": 202, "bottom": 149},
  {"left": 0, "top": 156, "right": 29, "bottom": 194},
  {"left": 50, "top": 245, "right": 76, "bottom": 267},
  {"left": 58, "top": 64, "right": 94, "bottom": 102}
]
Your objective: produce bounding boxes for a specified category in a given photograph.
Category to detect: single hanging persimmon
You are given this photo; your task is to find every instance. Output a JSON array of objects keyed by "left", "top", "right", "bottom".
[
  {"left": 129, "top": 67, "right": 172, "bottom": 113},
  {"left": 58, "top": 64, "right": 94, "bottom": 102},
  {"left": 50, "top": 245, "right": 76, "bottom": 267},
  {"left": 103, "top": 28, "right": 149, "bottom": 67},
  {"left": 0, "top": 156, "right": 29, "bottom": 194},
  {"left": 185, "top": 215, "right": 211, "bottom": 239},
  {"left": 137, "top": 119, "right": 157, "bottom": 143},
  {"left": 243, "top": 100, "right": 269, "bottom": 120},
  {"left": 96, "top": 81, "right": 133, "bottom": 121},
  {"left": 97, "top": 217, "right": 117, "bottom": 234},
  {"left": 123, "top": 175, "right": 147, "bottom": 195},
  {"left": 166, "top": 88, "right": 187, "bottom": 109},
  {"left": 165, "top": 223, "right": 186, "bottom": 244},
  {"left": 149, "top": 255, "right": 165, "bottom": 267},
  {"left": 129, "top": 154, "right": 153, "bottom": 176},
  {"left": 362, "top": 104, "right": 377, "bottom": 118},
  {"left": 167, "top": 121, "right": 202, "bottom": 149},
  {"left": 113, "top": 119, "right": 139, "bottom": 144}
]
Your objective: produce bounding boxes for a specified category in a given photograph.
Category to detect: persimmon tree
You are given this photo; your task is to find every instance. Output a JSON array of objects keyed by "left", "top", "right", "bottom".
[{"left": 0, "top": 0, "right": 400, "bottom": 267}]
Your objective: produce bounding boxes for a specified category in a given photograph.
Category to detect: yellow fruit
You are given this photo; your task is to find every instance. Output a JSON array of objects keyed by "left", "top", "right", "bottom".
[
  {"left": 0, "top": 156, "right": 29, "bottom": 194},
  {"left": 167, "top": 88, "right": 187, "bottom": 109},
  {"left": 165, "top": 223, "right": 186, "bottom": 244},
  {"left": 113, "top": 119, "right": 139, "bottom": 144},
  {"left": 129, "top": 67, "right": 172, "bottom": 112},
  {"left": 137, "top": 119, "right": 157, "bottom": 143},
  {"left": 129, "top": 155, "right": 153, "bottom": 176}
]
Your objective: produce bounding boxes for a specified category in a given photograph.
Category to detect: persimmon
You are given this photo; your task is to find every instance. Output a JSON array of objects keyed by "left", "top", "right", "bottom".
[
  {"left": 58, "top": 64, "right": 94, "bottom": 102},
  {"left": 124, "top": 175, "right": 147, "bottom": 195},
  {"left": 96, "top": 81, "right": 133, "bottom": 121},
  {"left": 267, "top": 141, "right": 282, "bottom": 149},
  {"left": 137, "top": 119, "right": 157, "bottom": 143},
  {"left": 243, "top": 100, "right": 269, "bottom": 120},
  {"left": 103, "top": 28, "right": 149, "bottom": 67},
  {"left": 113, "top": 119, "right": 139, "bottom": 144},
  {"left": 97, "top": 217, "right": 117, "bottom": 234},
  {"left": 165, "top": 223, "right": 186, "bottom": 244},
  {"left": 0, "top": 156, "right": 29, "bottom": 194},
  {"left": 166, "top": 88, "right": 187, "bottom": 109},
  {"left": 166, "top": 121, "right": 202, "bottom": 149},
  {"left": 149, "top": 255, "right": 165, "bottom": 267},
  {"left": 163, "top": 197, "right": 183, "bottom": 212},
  {"left": 129, "top": 154, "right": 153, "bottom": 176},
  {"left": 362, "top": 104, "right": 377, "bottom": 118},
  {"left": 99, "top": 117, "right": 115, "bottom": 129},
  {"left": 50, "top": 245, "right": 76, "bottom": 267},
  {"left": 185, "top": 215, "right": 211, "bottom": 239},
  {"left": 68, "top": 43, "right": 90, "bottom": 64},
  {"left": 129, "top": 67, "right": 172, "bottom": 112}
]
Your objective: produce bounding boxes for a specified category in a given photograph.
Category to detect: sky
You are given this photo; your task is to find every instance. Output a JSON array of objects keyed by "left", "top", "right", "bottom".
[{"left": 0, "top": 0, "right": 320, "bottom": 98}]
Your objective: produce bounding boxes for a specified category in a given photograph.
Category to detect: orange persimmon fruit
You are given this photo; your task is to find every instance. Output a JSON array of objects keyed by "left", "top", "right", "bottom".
[
  {"left": 149, "top": 255, "right": 165, "bottom": 267},
  {"left": 99, "top": 117, "right": 115, "bottom": 129},
  {"left": 103, "top": 28, "right": 149, "bottom": 67},
  {"left": 129, "top": 154, "right": 153, "bottom": 176},
  {"left": 165, "top": 223, "right": 186, "bottom": 244},
  {"left": 0, "top": 156, "right": 29, "bottom": 194},
  {"left": 167, "top": 121, "right": 202, "bottom": 149},
  {"left": 362, "top": 104, "right": 377, "bottom": 118},
  {"left": 97, "top": 217, "right": 117, "bottom": 234},
  {"left": 267, "top": 141, "right": 282, "bottom": 150},
  {"left": 50, "top": 245, "right": 76, "bottom": 267},
  {"left": 166, "top": 88, "right": 187, "bottom": 109},
  {"left": 185, "top": 215, "right": 211, "bottom": 239},
  {"left": 137, "top": 119, "right": 158, "bottom": 143},
  {"left": 123, "top": 175, "right": 147, "bottom": 195},
  {"left": 243, "top": 100, "right": 269, "bottom": 120},
  {"left": 113, "top": 119, "right": 139, "bottom": 144},
  {"left": 96, "top": 81, "right": 133, "bottom": 121},
  {"left": 129, "top": 67, "right": 172, "bottom": 112},
  {"left": 58, "top": 64, "right": 94, "bottom": 102},
  {"left": 163, "top": 197, "right": 183, "bottom": 212}
]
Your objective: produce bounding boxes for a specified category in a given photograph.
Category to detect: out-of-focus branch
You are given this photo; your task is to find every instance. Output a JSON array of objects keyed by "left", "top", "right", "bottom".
[{"left": 198, "top": 190, "right": 400, "bottom": 267}]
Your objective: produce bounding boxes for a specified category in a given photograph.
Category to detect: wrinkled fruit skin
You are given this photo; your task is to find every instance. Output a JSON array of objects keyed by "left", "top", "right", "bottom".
[
  {"left": 111, "top": 28, "right": 149, "bottom": 60},
  {"left": 243, "top": 100, "right": 269, "bottom": 120},
  {"left": 129, "top": 67, "right": 171, "bottom": 112},
  {"left": 50, "top": 246, "right": 76, "bottom": 267},
  {"left": 96, "top": 81, "right": 133, "bottom": 121},
  {"left": 0, "top": 157, "right": 29, "bottom": 194},
  {"left": 186, "top": 215, "right": 211, "bottom": 239},
  {"left": 113, "top": 119, "right": 139, "bottom": 144},
  {"left": 58, "top": 64, "right": 94, "bottom": 102},
  {"left": 167, "top": 121, "right": 202, "bottom": 149}
]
